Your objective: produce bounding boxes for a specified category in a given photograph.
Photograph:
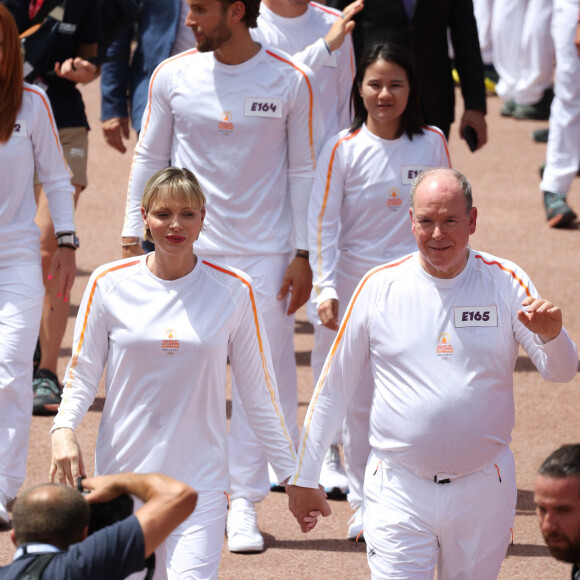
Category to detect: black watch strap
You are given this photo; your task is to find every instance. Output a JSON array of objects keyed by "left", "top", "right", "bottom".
[{"left": 57, "top": 232, "right": 79, "bottom": 250}]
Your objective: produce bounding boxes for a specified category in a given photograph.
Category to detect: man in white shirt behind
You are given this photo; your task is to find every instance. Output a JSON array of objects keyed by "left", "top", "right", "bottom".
[{"left": 252, "top": 0, "right": 361, "bottom": 498}]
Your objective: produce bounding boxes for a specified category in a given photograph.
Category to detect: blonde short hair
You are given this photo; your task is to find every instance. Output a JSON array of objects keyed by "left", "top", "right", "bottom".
[{"left": 141, "top": 167, "right": 206, "bottom": 242}]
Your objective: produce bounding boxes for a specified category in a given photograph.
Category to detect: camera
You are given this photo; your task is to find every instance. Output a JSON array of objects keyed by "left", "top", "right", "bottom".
[
  {"left": 77, "top": 476, "right": 134, "bottom": 534},
  {"left": 77, "top": 477, "right": 155, "bottom": 579}
]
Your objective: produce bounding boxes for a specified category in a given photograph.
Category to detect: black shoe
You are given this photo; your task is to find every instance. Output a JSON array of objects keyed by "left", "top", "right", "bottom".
[
  {"left": 532, "top": 128, "right": 549, "bottom": 143},
  {"left": 513, "top": 88, "right": 553, "bottom": 120},
  {"left": 32, "top": 369, "right": 62, "bottom": 416},
  {"left": 543, "top": 191, "right": 577, "bottom": 228},
  {"left": 500, "top": 100, "right": 516, "bottom": 117}
]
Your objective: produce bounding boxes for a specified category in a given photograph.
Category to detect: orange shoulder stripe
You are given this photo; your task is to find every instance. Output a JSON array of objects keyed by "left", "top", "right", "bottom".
[
  {"left": 474, "top": 254, "right": 532, "bottom": 297},
  {"left": 265, "top": 49, "right": 316, "bottom": 169},
  {"left": 314, "top": 129, "right": 360, "bottom": 295},
  {"left": 423, "top": 125, "right": 452, "bottom": 168},
  {"left": 310, "top": 2, "right": 341, "bottom": 17},
  {"left": 126, "top": 49, "right": 198, "bottom": 214},
  {"left": 202, "top": 260, "right": 296, "bottom": 460},
  {"left": 24, "top": 86, "right": 70, "bottom": 176},
  {"left": 294, "top": 254, "right": 414, "bottom": 483},
  {"left": 65, "top": 261, "right": 141, "bottom": 391},
  {"left": 140, "top": 49, "right": 198, "bottom": 143}
]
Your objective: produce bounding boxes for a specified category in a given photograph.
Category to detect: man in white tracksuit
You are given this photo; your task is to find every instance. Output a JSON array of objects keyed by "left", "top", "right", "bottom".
[
  {"left": 540, "top": 0, "right": 580, "bottom": 228},
  {"left": 121, "top": 0, "right": 323, "bottom": 553},
  {"left": 287, "top": 168, "right": 578, "bottom": 579}
]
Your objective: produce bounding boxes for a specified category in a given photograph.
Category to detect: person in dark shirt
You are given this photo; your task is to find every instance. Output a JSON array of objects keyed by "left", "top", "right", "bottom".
[
  {"left": 0, "top": 472, "right": 197, "bottom": 580},
  {"left": 325, "top": 0, "right": 487, "bottom": 149}
]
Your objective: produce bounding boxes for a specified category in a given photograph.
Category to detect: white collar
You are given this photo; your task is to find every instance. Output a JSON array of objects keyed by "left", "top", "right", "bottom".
[{"left": 14, "top": 543, "right": 61, "bottom": 561}]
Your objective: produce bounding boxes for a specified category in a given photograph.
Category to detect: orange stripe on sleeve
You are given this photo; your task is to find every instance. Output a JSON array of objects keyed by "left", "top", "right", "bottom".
[
  {"left": 202, "top": 260, "right": 297, "bottom": 460},
  {"left": 423, "top": 125, "right": 452, "bottom": 168},
  {"left": 265, "top": 50, "right": 316, "bottom": 169},
  {"left": 24, "top": 86, "right": 71, "bottom": 177},
  {"left": 64, "top": 261, "right": 141, "bottom": 392},
  {"left": 139, "top": 49, "right": 198, "bottom": 144},
  {"left": 294, "top": 254, "right": 414, "bottom": 483},
  {"left": 474, "top": 254, "right": 532, "bottom": 297},
  {"left": 314, "top": 129, "right": 360, "bottom": 295},
  {"left": 125, "top": 49, "right": 198, "bottom": 221}
]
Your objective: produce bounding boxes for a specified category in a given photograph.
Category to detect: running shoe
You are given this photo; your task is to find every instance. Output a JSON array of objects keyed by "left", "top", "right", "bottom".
[{"left": 32, "top": 368, "right": 62, "bottom": 416}]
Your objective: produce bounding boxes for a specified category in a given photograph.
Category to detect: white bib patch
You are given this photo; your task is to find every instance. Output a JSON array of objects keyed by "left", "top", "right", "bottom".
[
  {"left": 401, "top": 165, "right": 433, "bottom": 185},
  {"left": 244, "top": 98, "right": 283, "bottom": 118},
  {"left": 454, "top": 306, "right": 498, "bottom": 328},
  {"left": 12, "top": 120, "right": 28, "bottom": 138}
]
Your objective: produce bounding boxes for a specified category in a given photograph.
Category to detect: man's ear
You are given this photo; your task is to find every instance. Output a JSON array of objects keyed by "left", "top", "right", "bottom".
[
  {"left": 81, "top": 525, "right": 89, "bottom": 541},
  {"left": 10, "top": 529, "right": 17, "bottom": 547},
  {"left": 229, "top": 0, "right": 246, "bottom": 23}
]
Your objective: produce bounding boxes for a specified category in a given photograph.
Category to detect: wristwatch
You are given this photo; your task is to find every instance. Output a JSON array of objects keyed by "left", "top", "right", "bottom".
[{"left": 56, "top": 232, "right": 80, "bottom": 250}]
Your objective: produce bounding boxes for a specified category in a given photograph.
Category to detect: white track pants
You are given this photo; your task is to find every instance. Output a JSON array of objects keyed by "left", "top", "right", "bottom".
[
  {"left": 473, "top": 0, "right": 495, "bottom": 65},
  {"left": 127, "top": 491, "right": 228, "bottom": 580},
  {"left": 492, "top": 0, "right": 554, "bottom": 104},
  {"left": 363, "top": 448, "right": 516, "bottom": 580},
  {"left": 218, "top": 254, "right": 299, "bottom": 503},
  {"left": 309, "top": 268, "right": 372, "bottom": 509},
  {"left": 540, "top": 0, "right": 580, "bottom": 196},
  {"left": 0, "top": 265, "right": 43, "bottom": 502}
]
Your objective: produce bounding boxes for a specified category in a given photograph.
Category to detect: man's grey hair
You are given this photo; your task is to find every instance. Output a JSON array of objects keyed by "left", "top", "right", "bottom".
[{"left": 410, "top": 168, "right": 473, "bottom": 215}]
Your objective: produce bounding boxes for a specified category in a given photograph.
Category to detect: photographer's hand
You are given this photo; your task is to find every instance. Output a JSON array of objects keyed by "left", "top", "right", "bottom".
[
  {"left": 50, "top": 427, "right": 86, "bottom": 486},
  {"left": 82, "top": 473, "right": 198, "bottom": 557},
  {"left": 81, "top": 473, "right": 126, "bottom": 504}
]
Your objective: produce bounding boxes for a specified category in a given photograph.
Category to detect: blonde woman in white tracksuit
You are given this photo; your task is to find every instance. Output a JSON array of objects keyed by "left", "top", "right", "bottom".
[{"left": 50, "top": 168, "right": 296, "bottom": 579}]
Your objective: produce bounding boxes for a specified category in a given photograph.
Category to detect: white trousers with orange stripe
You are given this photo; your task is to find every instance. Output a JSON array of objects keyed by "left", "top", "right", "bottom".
[
  {"left": 202, "top": 253, "right": 299, "bottom": 503},
  {"left": 363, "top": 447, "right": 516, "bottom": 580},
  {"left": 0, "top": 264, "right": 43, "bottom": 503}
]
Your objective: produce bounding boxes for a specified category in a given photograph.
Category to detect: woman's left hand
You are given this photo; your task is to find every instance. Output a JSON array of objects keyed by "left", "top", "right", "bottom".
[{"left": 49, "top": 247, "right": 76, "bottom": 303}]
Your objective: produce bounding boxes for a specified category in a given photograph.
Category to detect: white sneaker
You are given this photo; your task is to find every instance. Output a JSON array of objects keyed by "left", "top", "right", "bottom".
[
  {"left": 227, "top": 498, "right": 264, "bottom": 553},
  {"left": 319, "top": 444, "right": 349, "bottom": 499},
  {"left": 347, "top": 507, "right": 364, "bottom": 542}
]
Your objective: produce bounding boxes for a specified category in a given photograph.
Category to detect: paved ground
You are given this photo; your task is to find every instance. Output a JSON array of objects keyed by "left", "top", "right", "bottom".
[{"left": 1, "top": 80, "right": 578, "bottom": 579}]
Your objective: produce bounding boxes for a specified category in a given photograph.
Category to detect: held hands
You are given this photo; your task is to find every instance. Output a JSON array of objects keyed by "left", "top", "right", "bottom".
[
  {"left": 278, "top": 257, "right": 313, "bottom": 315},
  {"left": 286, "top": 484, "right": 332, "bottom": 532},
  {"left": 317, "top": 299, "right": 339, "bottom": 331},
  {"left": 324, "top": 0, "right": 364, "bottom": 52},
  {"left": 517, "top": 296, "right": 563, "bottom": 343},
  {"left": 459, "top": 110, "right": 487, "bottom": 151},
  {"left": 50, "top": 427, "right": 86, "bottom": 486},
  {"left": 55, "top": 57, "right": 99, "bottom": 84},
  {"left": 102, "top": 117, "right": 130, "bottom": 154},
  {"left": 49, "top": 247, "right": 76, "bottom": 303}
]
